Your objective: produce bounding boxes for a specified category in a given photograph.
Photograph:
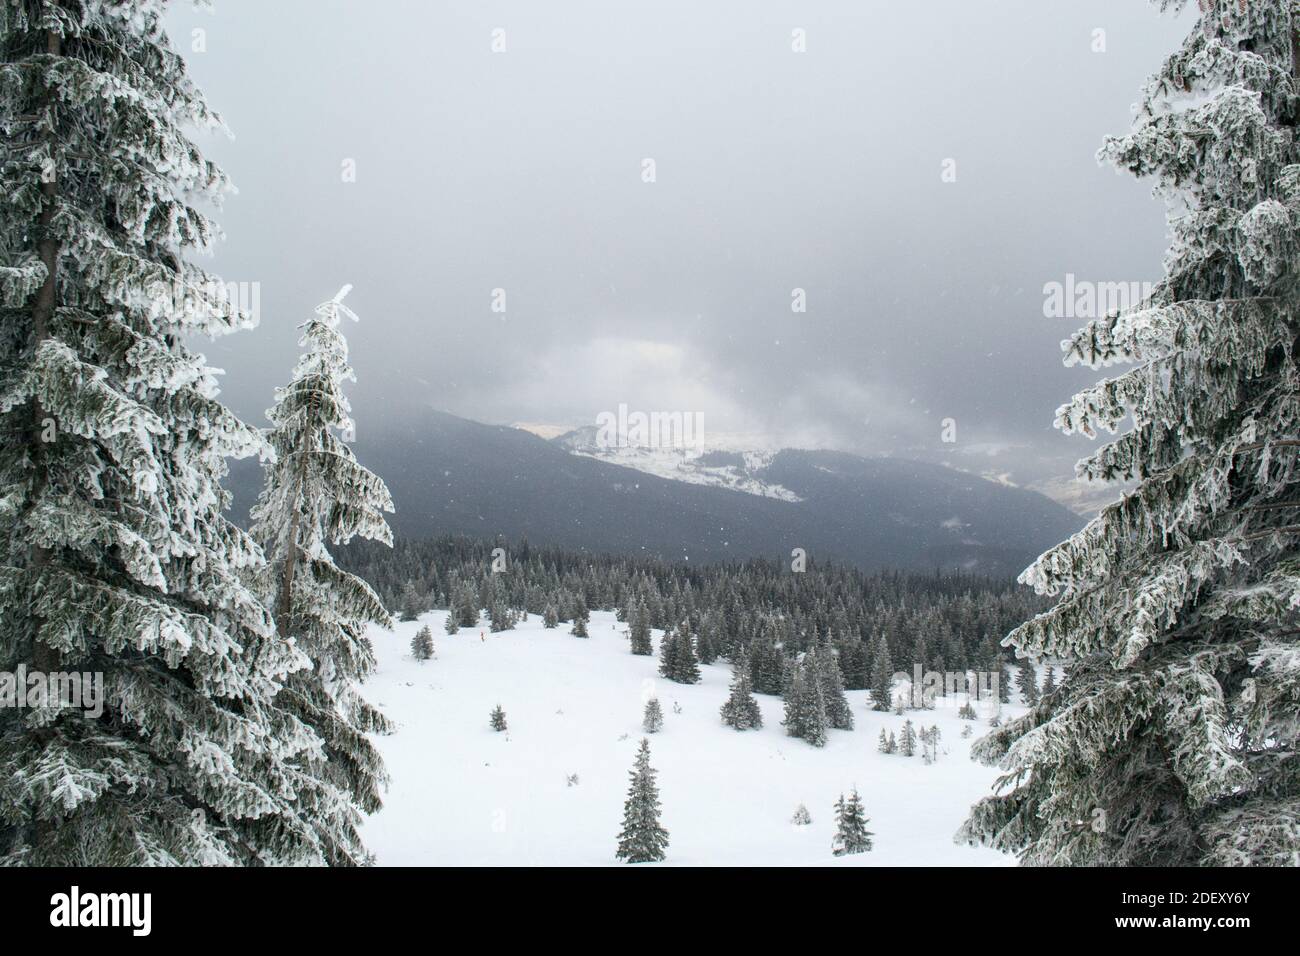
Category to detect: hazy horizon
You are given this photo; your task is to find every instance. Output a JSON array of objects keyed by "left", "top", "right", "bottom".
[{"left": 168, "top": 1, "right": 1191, "bottom": 511}]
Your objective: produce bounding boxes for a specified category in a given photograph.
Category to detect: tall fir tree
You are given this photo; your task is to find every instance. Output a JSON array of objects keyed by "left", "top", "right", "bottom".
[
  {"left": 628, "top": 599, "right": 652, "bottom": 654},
  {"left": 659, "top": 624, "right": 699, "bottom": 684},
  {"left": 1041, "top": 664, "right": 1058, "bottom": 696},
  {"left": 615, "top": 738, "right": 668, "bottom": 864},
  {"left": 410, "top": 625, "right": 434, "bottom": 661},
  {"left": 812, "top": 643, "right": 854, "bottom": 730},
  {"left": 900, "top": 719, "right": 916, "bottom": 758},
  {"left": 719, "top": 650, "right": 763, "bottom": 730},
  {"left": 249, "top": 286, "right": 396, "bottom": 864},
  {"left": 1015, "top": 658, "right": 1039, "bottom": 706},
  {"left": 750, "top": 636, "right": 785, "bottom": 695},
  {"left": 397, "top": 581, "right": 421, "bottom": 622},
  {"left": 0, "top": 0, "right": 338, "bottom": 865},
  {"left": 642, "top": 697, "right": 664, "bottom": 734},
  {"left": 453, "top": 581, "right": 479, "bottom": 628},
  {"left": 831, "top": 789, "right": 873, "bottom": 856},
  {"left": 869, "top": 632, "right": 894, "bottom": 711},
  {"left": 961, "top": 1, "right": 1300, "bottom": 866},
  {"left": 782, "top": 659, "right": 828, "bottom": 747}
]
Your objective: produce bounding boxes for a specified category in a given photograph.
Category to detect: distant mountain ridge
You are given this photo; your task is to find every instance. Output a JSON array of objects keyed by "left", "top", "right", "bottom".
[{"left": 226, "top": 408, "right": 1083, "bottom": 575}]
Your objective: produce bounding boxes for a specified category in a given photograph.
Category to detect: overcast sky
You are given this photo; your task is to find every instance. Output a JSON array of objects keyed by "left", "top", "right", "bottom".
[{"left": 169, "top": 0, "right": 1190, "bottom": 507}]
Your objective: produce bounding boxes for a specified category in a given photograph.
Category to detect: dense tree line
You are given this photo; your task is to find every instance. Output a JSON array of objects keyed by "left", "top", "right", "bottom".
[{"left": 340, "top": 535, "right": 1046, "bottom": 695}]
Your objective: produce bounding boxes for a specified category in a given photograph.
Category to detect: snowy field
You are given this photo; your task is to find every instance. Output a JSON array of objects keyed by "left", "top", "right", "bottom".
[{"left": 361, "top": 611, "right": 1023, "bottom": 866}]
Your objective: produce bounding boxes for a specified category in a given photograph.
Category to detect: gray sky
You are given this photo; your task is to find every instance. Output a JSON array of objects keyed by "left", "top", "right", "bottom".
[{"left": 170, "top": 0, "right": 1190, "bottom": 508}]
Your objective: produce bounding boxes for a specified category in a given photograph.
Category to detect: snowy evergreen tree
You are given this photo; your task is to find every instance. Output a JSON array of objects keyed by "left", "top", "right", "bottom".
[
  {"left": 695, "top": 625, "right": 717, "bottom": 665},
  {"left": 900, "top": 719, "right": 916, "bottom": 757},
  {"left": 812, "top": 643, "right": 854, "bottom": 730},
  {"left": 0, "top": 1, "right": 338, "bottom": 865},
  {"left": 720, "top": 650, "right": 763, "bottom": 730},
  {"left": 790, "top": 804, "right": 812, "bottom": 826},
  {"left": 489, "top": 705, "right": 507, "bottom": 733},
  {"left": 444, "top": 611, "right": 460, "bottom": 635},
  {"left": 750, "top": 637, "right": 785, "bottom": 695},
  {"left": 962, "top": 1, "right": 1300, "bottom": 867},
  {"left": 921, "top": 725, "right": 942, "bottom": 764},
  {"left": 628, "top": 600, "right": 652, "bottom": 654},
  {"left": 658, "top": 626, "right": 677, "bottom": 677},
  {"left": 249, "top": 286, "right": 397, "bottom": 863},
  {"left": 615, "top": 738, "right": 668, "bottom": 864},
  {"left": 488, "top": 600, "right": 512, "bottom": 633},
  {"left": 831, "top": 789, "right": 873, "bottom": 856},
  {"left": 410, "top": 625, "right": 434, "bottom": 661},
  {"left": 542, "top": 603, "right": 559, "bottom": 629},
  {"left": 1015, "top": 659, "right": 1039, "bottom": 705},
  {"left": 1041, "top": 664, "right": 1057, "bottom": 696},
  {"left": 570, "top": 615, "right": 588, "bottom": 638},
  {"left": 453, "top": 582, "right": 479, "bottom": 628},
  {"left": 642, "top": 697, "right": 664, "bottom": 734},
  {"left": 659, "top": 625, "right": 699, "bottom": 684},
  {"left": 877, "top": 728, "right": 891, "bottom": 753},
  {"left": 869, "top": 632, "right": 894, "bottom": 711},
  {"left": 398, "top": 581, "right": 421, "bottom": 622},
  {"left": 782, "top": 660, "right": 828, "bottom": 747}
]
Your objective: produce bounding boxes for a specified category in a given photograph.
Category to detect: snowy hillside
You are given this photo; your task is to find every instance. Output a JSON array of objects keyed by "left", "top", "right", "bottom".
[
  {"left": 552, "top": 426, "right": 803, "bottom": 502},
  {"left": 361, "top": 610, "right": 1022, "bottom": 866}
]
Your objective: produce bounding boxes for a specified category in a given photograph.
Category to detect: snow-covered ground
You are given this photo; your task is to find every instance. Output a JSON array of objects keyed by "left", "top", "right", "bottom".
[{"left": 361, "top": 610, "right": 1022, "bottom": 866}]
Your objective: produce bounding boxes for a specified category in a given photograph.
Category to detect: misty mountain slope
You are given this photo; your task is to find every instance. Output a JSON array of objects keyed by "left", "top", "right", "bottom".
[
  {"left": 227, "top": 408, "right": 1082, "bottom": 573},
  {"left": 752, "top": 449, "right": 1083, "bottom": 573}
]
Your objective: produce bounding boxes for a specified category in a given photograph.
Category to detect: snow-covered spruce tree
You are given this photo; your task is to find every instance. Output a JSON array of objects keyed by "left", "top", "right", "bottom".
[
  {"left": 659, "top": 625, "right": 700, "bottom": 684},
  {"left": 720, "top": 649, "right": 763, "bottom": 730},
  {"left": 615, "top": 738, "right": 668, "bottom": 864},
  {"left": 453, "top": 581, "right": 479, "bottom": 628},
  {"left": 900, "top": 719, "right": 916, "bottom": 758},
  {"left": 831, "top": 789, "right": 873, "bottom": 856},
  {"left": 642, "top": 697, "right": 664, "bottom": 734},
  {"left": 628, "top": 600, "right": 652, "bottom": 654},
  {"left": 1015, "top": 658, "right": 1039, "bottom": 706},
  {"left": 444, "top": 611, "right": 460, "bottom": 635},
  {"left": 489, "top": 600, "right": 512, "bottom": 633},
  {"left": 249, "top": 286, "right": 396, "bottom": 864},
  {"left": 812, "top": 643, "right": 854, "bottom": 730},
  {"left": 869, "top": 632, "right": 894, "bottom": 711},
  {"left": 542, "top": 603, "right": 559, "bottom": 629},
  {"left": 750, "top": 637, "right": 785, "bottom": 695},
  {"left": 410, "top": 625, "right": 433, "bottom": 662},
  {"left": 489, "top": 705, "right": 507, "bottom": 733},
  {"left": 570, "top": 615, "right": 588, "bottom": 638},
  {"left": 960, "top": 1, "right": 1300, "bottom": 867},
  {"left": 397, "top": 581, "right": 421, "bottom": 622},
  {"left": 0, "top": 0, "right": 342, "bottom": 865},
  {"left": 782, "top": 660, "right": 828, "bottom": 747},
  {"left": 1042, "top": 665, "right": 1058, "bottom": 696}
]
